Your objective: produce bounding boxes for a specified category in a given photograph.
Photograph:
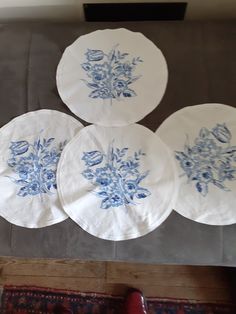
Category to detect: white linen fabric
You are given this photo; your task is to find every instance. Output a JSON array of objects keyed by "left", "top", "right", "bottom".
[
  {"left": 156, "top": 103, "right": 236, "bottom": 225},
  {"left": 56, "top": 28, "right": 168, "bottom": 126},
  {"left": 57, "top": 124, "right": 177, "bottom": 240},
  {"left": 0, "top": 110, "right": 83, "bottom": 228}
]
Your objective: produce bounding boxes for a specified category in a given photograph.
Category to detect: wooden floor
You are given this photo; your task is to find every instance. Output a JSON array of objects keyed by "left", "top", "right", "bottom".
[{"left": 0, "top": 258, "right": 235, "bottom": 303}]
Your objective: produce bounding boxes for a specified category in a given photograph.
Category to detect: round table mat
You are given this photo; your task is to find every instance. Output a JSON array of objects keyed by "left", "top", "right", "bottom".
[
  {"left": 57, "top": 28, "right": 168, "bottom": 126},
  {"left": 57, "top": 124, "right": 177, "bottom": 240},
  {"left": 156, "top": 103, "right": 236, "bottom": 225},
  {"left": 0, "top": 110, "right": 83, "bottom": 228}
]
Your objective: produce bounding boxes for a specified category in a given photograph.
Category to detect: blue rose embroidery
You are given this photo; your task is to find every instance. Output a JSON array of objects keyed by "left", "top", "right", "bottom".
[
  {"left": 175, "top": 123, "right": 236, "bottom": 196},
  {"left": 81, "top": 44, "right": 143, "bottom": 102},
  {"left": 81, "top": 142, "right": 151, "bottom": 209},
  {"left": 7, "top": 135, "right": 67, "bottom": 197}
]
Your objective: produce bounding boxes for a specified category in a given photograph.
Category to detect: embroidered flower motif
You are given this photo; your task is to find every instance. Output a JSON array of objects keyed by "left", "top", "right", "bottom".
[
  {"left": 95, "top": 167, "right": 113, "bottom": 187},
  {"left": 91, "top": 64, "right": 108, "bottom": 82},
  {"left": 175, "top": 123, "right": 236, "bottom": 196},
  {"left": 218, "top": 162, "right": 236, "bottom": 181},
  {"left": 100, "top": 191, "right": 124, "bottom": 209},
  {"left": 81, "top": 168, "right": 94, "bottom": 180},
  {"left": 81, "top": 142, "right": 151, "bottom": 209},
  {"left": 10, "top": 141, "right": 29, "bottom": 156},
  {"left": 82, "top": 151, "right": 104, "bottom": 167},
  {"left": 113, "top": 62, "right": 133, "bottom": 78},
  {"left": 81, "top": 62, "right": 92, "bottom": 71},
  {"left": 113, "top": 79, "right": 128, "bottom": 93},
  {"left": 86, "top": 49, "right": 104, "bottom": 62},
  {"left": 7, "top": 135, "right": 67, "bottom": 197},
  {"left": 212, "top": 123, "right": 232, "bottom": 143},
  {"left": 81, "top": 44, "right": 143, "bottom": 102}
]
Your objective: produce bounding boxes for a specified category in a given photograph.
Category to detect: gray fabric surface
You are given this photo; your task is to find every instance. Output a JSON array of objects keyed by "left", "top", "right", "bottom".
[{"left": 0, "top": 21, "right": 235, "bottom": 265}]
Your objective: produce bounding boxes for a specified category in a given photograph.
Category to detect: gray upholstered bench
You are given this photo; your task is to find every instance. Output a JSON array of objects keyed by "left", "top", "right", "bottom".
[{"left": 0, "top": 21, "right": 235, "bottom": 265}]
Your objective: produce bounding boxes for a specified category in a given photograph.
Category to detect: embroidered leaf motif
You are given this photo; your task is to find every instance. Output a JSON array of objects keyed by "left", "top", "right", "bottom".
[
  {"left": 199, "top": 127, "right": 210, "bottom": 139},
  {"left": 89, "top": 90, "right": 102, "bottom": 98},
  {"left": 81, "top": 141, "right": 151, "bottom": 209},
  {"left": 15, "top": 179, "right": 28, "bottom": 186},
  {"left": 123, "top": 89, "right": 136, "bottom": 98},
  {"left": 136, "top": 188, "right": 151, "bottom": 199},
  {"left": 184, "top": 144, "right": 192, "bottom": 155},
  {"left": 88, "top": 83, "right": 100, "bottom": 89},
  {"left": 196, "top": 181, "right": 208, "bottom": 197},
  {"left": 222, "top": 146, "right": 236, "bottom": 154},
  {"left": 175, "top": 123, "right": 236, "bottom": 196},
  {"left": 136, "top": 171, "right": 149, "bottom": 184},
  {"left": 7, "top": 134, "right": 67, "bottom": 197},
  {"left": 17, "top": 187, "right": 28, "bottom": 197},
  {"left": 45, "top": 138, "right": 55, "bottom": 147},
  {"left": 81, "top": 44, "right": 142, "bottom": 102},
  {"left": 213, "top": 180, "right": 229, "bottom": 191},
  {"left": 101, "top": 198, "right": 111, "bottom": 209}
]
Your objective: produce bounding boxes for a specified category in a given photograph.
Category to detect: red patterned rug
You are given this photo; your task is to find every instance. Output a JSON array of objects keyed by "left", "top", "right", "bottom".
[{"left": 0, "top": 286, "right": 235, "bottom": 314}]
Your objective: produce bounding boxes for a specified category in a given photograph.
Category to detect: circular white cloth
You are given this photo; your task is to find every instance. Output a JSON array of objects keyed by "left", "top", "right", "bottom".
[
  {"left": 0, "top": 110, "right": 83, "bottom": 228},
  {"left": 156, "top": 103, "right": 236, "bottom": 225},
  {"left": 56, "top": 28, "right": 168, "bottom": 126},
  {"left": 57, "top": 124, "right": 177, "bottom": 240}
]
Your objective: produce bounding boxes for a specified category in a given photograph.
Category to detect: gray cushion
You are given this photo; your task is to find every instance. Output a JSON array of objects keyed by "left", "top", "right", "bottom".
[{"left": 0, "top": 22, "right": 235, "bottom": 265}]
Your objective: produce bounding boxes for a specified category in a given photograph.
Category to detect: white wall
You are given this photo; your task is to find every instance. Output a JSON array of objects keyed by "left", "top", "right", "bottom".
[{"left": 0, "top": 0, "right": 235, "bottom": 21}]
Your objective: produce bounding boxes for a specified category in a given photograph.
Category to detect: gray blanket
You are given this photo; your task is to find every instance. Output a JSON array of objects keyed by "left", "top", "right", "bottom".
[{"left": 0, "top": 21, "right": 235, "bottom": 265}]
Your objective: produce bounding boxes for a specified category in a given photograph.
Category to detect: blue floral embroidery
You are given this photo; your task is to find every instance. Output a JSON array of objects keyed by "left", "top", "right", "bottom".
[
  {"left": 81, "top": 142, "right": 151, "bottom": 209},
  {"left": 7, "top": 135, "right": 67, "bottom": 197},
  {"left": 175, "top": 123, "right": 236, "bottom": 197},
  {"left": 81, "top": 45, "right": 143, "bottom": 101}
]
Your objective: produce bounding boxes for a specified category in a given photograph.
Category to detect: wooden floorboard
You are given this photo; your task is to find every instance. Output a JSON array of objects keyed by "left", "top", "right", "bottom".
[
  {"left": 0, "top": 259, "right": 105, "bottom": 278},
  {"left": 106, "top": 263, "right": 230, "bottom": 288},
  {"left": 0, "top": 257, "right": 235, "bottom": 303}
]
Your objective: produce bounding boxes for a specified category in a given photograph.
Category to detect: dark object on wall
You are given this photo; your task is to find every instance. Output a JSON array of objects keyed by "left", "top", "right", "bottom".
[{"left": 84, "top": 2, "right": 187, "bottom": 21}]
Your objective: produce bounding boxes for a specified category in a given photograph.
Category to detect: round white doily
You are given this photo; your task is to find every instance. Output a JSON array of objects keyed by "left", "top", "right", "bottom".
[
  {"left": 57, "top": 28, "right": 168, "bottom": 126},
  {"left": 0, "top": 110, "right": 83, "bottom": 228},
  {"left": 156, "top": 103, "right": 236, "bottom": 225},
  {"left": 57, "top": 124, "right": 177, "bottom": 240}
]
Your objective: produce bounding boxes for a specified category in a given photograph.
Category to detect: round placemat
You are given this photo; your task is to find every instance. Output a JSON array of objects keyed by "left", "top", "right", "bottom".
[
  {"left": 57, "top": 28, "right": 168, "bottom": 126},
  {"left": 156, "top": 103, "right": 236, "bottom": 225},
  {"left": 0, "top": 110, "right": 83, "bottom": 228},
  {"left": 57, "top": 124, "right": 177, "bottom": 240}
]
